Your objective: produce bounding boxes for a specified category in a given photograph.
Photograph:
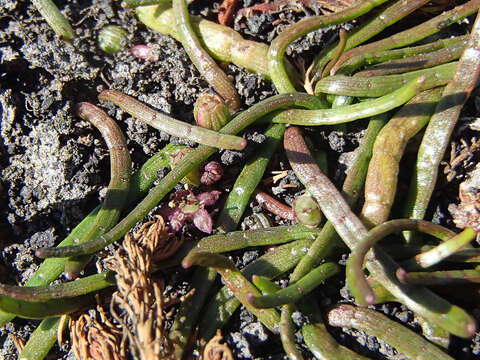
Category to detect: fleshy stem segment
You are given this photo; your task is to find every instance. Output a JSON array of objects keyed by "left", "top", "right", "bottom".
[
  {"left": 346, "top": 219, "right": 459, "bottom": 307},
  {"left": 284, "top": 126, "right": 476, "bottom": 338},
  {"left": 312, "top": 0, "right": 430, "bottom": 81},
  {"left": 404, "top": 11, "right": 480, "bottom": 225},
  {"left": 215, "top": 123, "right": 286, "bottom": 232},
  {"left": 361, "top": 88, "right": 443, "bottom": 227},
  {"left": 415, "top": 228, "right": 478, "bottom": 268},
  {"left": 0, "top": 271, "right": 115, "bottom": 301},
  {"left": 316, "top": 62, "right": 455, "bottom": 98},
  {"left": 247, "top": 262, "right": 340, "bottom": 308},
  {"left": 268, "top": 0, "right": 389, "bottom": 93},
  {"left": 397, "top": 268, "right": 480, "bottom": 285},
  {"left": 99, "top": 90, "right": 246, "bottom": 150},
  {"left": 64, "top": 103, "right": 132, "bottom": 279},
  {"left": 35, "top": 93, "right": 323, "bottom": 259},
  {"left": 32, "top": 0, "right": 75, "bottom": 41},
  {"left": 254, "top": 189, "right": 295, "bottom": 221},
  {"left": 355, "top": 41, "right": 466, "bottom": 77},
  {"left": 195, "top": 225, "right": 319, "bottom": 253},
  {"left": 0, "top": 293, "right": 94, "bottom": 319},
  {"left": 328, "top": 305, "right": 454, "bottom": 360},
  {"left": 335, "top": 35, "right": 468, "bottom": 77},
  {"left": 173, "top": 0, "right": 240, "bottom": 111},
  {"left": 272, "top": 75, "right": 425, "bottom": 125},
  {"left": 330, "top": 0, "right": 480, "bottom": 75},
  {"left": 0, "top": 147, "right": 173, "bottom": 326},
  {"left": 320, "top": 28, "right": 348, "bottom": 79},
  {"left": 182, "top": 251, "right": 280, "bottom": 331},
  {"left": 198, "top": 239, "right": 312, "bottom": 341}
]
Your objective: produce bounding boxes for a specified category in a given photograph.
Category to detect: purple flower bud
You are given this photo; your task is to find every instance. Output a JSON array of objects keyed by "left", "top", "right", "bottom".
[
  {"left": 196, "top": 190, "right": 221, "bottom": 207},
  {"left": 201, "top": 161, "right": 223, "bottom": 185},
  {"left": 193, "top": 208, "right": 213, "bottom": 233}
]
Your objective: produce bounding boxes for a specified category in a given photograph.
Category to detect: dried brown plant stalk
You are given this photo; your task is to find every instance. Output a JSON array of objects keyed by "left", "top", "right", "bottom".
[
  {"left": 201, "top": 330, "right": 234, "bottom": 360},
  {"left": 70, "top": 304, "right": 124, "bottom": 360},
  {"left": 105, "top": 215, "right": 177, "bottom": 359}
]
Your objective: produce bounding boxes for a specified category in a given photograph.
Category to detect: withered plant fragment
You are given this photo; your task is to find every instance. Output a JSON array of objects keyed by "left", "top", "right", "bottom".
[
  {"left": 70, "top": 305, "right": 124, "bottom": 360},
  {"left": 449, "top": 163, "right": 480, "bottom": 233},
  {"left": 134, "top": 215, "right": 184, "bottom": 262},
  {"left": 106, "top": 215, "right": 175, "bottom": 360},
  {"left": 201, "top": 329, "right": 234, "bottom": 360}
]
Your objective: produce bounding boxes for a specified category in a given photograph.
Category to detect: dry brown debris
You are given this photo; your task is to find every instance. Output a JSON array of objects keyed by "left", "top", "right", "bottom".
[
  {"left": 134, "top": 215, "right": 184, "bottom": 262},
  {"left": 449, "top": 163, "right": 480, "bottom": 233},
  {"left": 201, "top": 330, "right": 234, "bottom": 360},
  {"left": 70, "top": 305, "right": 124, "bottom": 360},
  {"left": 443, "top": 137, "right": 480, "bottom": 182},
  {"left": 105, "top": 215, "right": 176, "bottom": 359},
  {"left": 218, "top": 0, "right": 239, "bottom": 26},
  {"left": 237, "top": 0, "right": 354, "bottom": 18},
  {"left": 70, "top": 215, "right": 180, "bottom": 360}
]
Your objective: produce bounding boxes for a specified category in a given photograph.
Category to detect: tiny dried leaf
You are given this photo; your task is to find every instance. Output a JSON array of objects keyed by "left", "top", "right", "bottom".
[{"left": 202, "top": 330, "right": 234, "bottom": 360}]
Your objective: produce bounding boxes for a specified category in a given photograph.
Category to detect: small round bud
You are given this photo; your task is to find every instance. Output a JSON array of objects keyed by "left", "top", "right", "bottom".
[
  {"left": 293, "top": 194, "right": 322, "bottom": 228},
  {"left": 98, "top": 25, "right": 128, "bottom": 54},
  {"left": 200, "top": 161, "right": 223, "bottom": 185},
  {"left": 194, "top": 92, "right": 230, "bottom": 131}
]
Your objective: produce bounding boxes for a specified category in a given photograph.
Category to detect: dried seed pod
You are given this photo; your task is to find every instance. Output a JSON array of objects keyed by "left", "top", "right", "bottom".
[
  {"left": 194, "top": 92, "right": 230, "bottom": 131},
  {"left": 201, "top": 161, "right": 223, "bottom": 185},
  {"left": 293, "top": 194, "right": 322, "bottom": 228},
  {"left": 98, "top": 25, "right": 128, "bottom": 54}
]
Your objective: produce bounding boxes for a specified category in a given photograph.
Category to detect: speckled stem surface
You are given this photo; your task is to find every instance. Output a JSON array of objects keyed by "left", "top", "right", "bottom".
[
  {"left": 284, "top": 126, "right": 476, "bottom": 338},
  {"left": 330, "top": 0, "right": 479, "bottom": 75},
  {"left": 404, "top": 11, "right": 480, "bottom": 224},
  {"left": 268, "top": 0, "right": 389, "bottom": 92},
  {"left": 328, "top": 305, "right": 454, "bottom": 360},
  {"left": 361, "top": 88, "right": 443, "bottom": 227},
  {"left": 173, "top": 0, "right": 240, "bottom": 111},
  {"left": 274, "top": 75, "right": 425, "bottom": 125},
  {"left": 99, "top": 90, "right": 245, "bottom": 150}
]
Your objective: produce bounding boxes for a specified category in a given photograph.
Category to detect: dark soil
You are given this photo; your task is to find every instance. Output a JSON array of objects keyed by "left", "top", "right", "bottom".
[{"left": 1, "top": 0, "right": 480, "bottom": 359}]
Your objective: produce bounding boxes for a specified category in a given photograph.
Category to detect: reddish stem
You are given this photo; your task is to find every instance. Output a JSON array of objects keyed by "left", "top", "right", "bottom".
[{"left": 254, "top": 189, "right": 296, "bottom": 221}]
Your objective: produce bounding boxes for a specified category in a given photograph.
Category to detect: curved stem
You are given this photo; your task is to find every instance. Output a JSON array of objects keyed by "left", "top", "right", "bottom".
[
  {"left": 268, "top": 0, "right": 389, "bottom": 92},
  {"left": 415, "top": 228, "right": 478, "bottom": 268},
  {"left": 99, "top": 90, "right": 246, "bottom": 150},
  {"left": 273, "top": 75, "right": 425, "bottom": 125},
  {"left": 248, "top": 262, "right": 340, "bottom": 308},
  {"left": 65, "top": 103, "right": 132, "bottom": 279},
  {"left": 346, "top": 219, "right": 458, "bottom": 306},
  {"left": 284, "top": 126, "right": 476, "bottom": 338},
  {"left": 36, "top": 93, "right": 318, "bottom": 259},
  {"left": 173, "top": 0, "right": 240, "bottom": 111}
]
